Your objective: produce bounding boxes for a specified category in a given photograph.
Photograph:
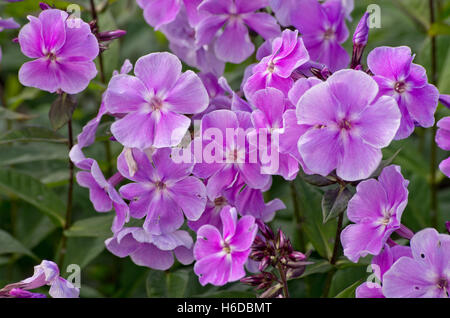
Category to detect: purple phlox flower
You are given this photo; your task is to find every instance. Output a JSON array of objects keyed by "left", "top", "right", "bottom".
[
  {"left": 270, "top": 0, "right": 353, "bottom": 26},
  {"left": 224, "top": 176, "right": 286, "bottom": 222},
  {"left": 137, "top": 0, "right": 203, "bottom": 30},
  {"left": 296, "top": 69, "right": 401, "bottom": 181},
  {"left": 192, "top": 73, "right": 233, "bottom": 120},
  {"left": 104, "top": 52, "right": 209, "bottom": 150},
  {"left": 249, "top": 87, "right": 300, "bottom": 180},
  {"left": 436, "top": 116, "right": 450, "bottom": 178},
  {"left": 367, "top": 46, "right": 439, "bottom": 139},
  {"left": 161, "top": 7, "right": 225, "bottom": 76},
  {"left": 382, "top": 228, "right": 450, "bottom": 298},
  {"left": 356, "top": 244, "right": 412, "bottom": 298},
  {"left": 75, "top": 160, "right": 130, "bottom": 233},
  {"left": 290, "top": 0, "right": 349, "bottom": 72},
  {"left": 244, "top": 29, "right": 310, "bottom": 100},
  {"left": 196, "top": 0, "right": 280, "bottom": 63},
  {"left": 191, "top": 109, "right": 271, "bottom": 200},
  {"left": 0, "top": 260, "right": 79, "bottom": 298},
  {"left": 69, "top": 129, "right": 130, "bottom": 234},
  {"left": 77, "top": 59, "right": 133, "bottom": 149},
  {"left": 439, "top": 94, "right": 450, "bottom": 109},
  {"left": 193, "top": 206, "right": 257, "bottom": 286},
  {"left": 188, "top": 195, "right": 228, "bottom": 231},
  {"left": 275, "top": 78, "right": 321, "bottom": 175},
  {"left": 18, "top": 9, "right": 99, "bottom": 94},
  {"left": 118, "top": 147, "right": 206, "bottom": 235},
  {"left": 341, "top": 165, "right": 409, "bottom": 263},
  {"left": 106, "top": 226, "right": 194, "bottom": 270},
  {"left": 218, "top": 76, "right": 252, "bottom": 112}
]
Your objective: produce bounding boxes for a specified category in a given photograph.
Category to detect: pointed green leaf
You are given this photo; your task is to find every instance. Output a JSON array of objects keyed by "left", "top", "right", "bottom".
[
  {"left": 0, "top": 169, "right": 65, "bottom": 227},
  {"left": 0, "top": 126, "right": 67, "bottom": 144},
  {"left": 0, "top": 229, "right": 36, "bottom": 258},
  {"left": 322, "top": 186, "right": 352, "bottom": 223},
  {"left": 49, "top": 94, "right": 77, "bottom": 130},
  {"left": 64, "top": 215, "right": 114, "bottom": 239}
]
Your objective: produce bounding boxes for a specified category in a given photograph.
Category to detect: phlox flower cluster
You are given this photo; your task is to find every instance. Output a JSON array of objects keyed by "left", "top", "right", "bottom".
[{"left": 6, "top": 0, "right": 448, "bottom": 298}]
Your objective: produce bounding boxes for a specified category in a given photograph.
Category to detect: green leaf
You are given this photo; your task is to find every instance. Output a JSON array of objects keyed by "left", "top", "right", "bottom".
[
  {"left": 428, "top": 22, "right": 450, "bottom": 36},
  {"left": 297, "top": 169, "right": 336, "bottom": 187},
  {"left": 146, "top": 269, "right": 190, "bottom": 298},
  {"left": 0, "top": 169, "right": 65, "bottom": 227},
  {"left": 300, "top": 259, "right": 333, "bottom": 278},
  {"left": 0, "top": 108, "right": 34, "bottom": 121},
  {"left": 322, "top": 186, "right": 352, "bottom": 224},
  {"left": 334, "top": 280, "right": 362, "bottom": 298},
  {"left": 0, "top": 144, "right": 67, "bottom": 166},
  {"left": 0, "top": 126, "right": 67, "bottom": 144},
  {"left": 0, "top": 229, "right": 36, "bottom": 258},
  {"left": 64, "top": 215, "right": 114, "bottom": 239},
  {"left": 296, "top": 180, "right": 336, "bottom": 259},
  {"left": 370, "top": 148, "right": 402, "bottom": 178},
  {"left": 49, "top": 94, "right": 77, "bottom": 130},
  {"left": 62, "top": 237, "right": 106, "bottom": 269}
]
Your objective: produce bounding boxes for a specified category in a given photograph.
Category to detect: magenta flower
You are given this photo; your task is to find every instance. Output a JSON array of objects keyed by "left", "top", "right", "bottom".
[
  {"left": 137, "top": 0, "right": 202, "bottom": 30},
  {"left": 161, "top": 7, "right": 225, "bottom": 76},
  {"left": 118, "top": 147, "right": 206, "bottom": 235},
  {"left": 244, "top": 29, "right": 309, "bottom": 99},
  {"left": 250, "top": 87, "right": 300, "bottom": 180},
  {"left": 192, "top": 109, "right": 271, "bottom": 199},
  {"left": 291, "top": 0, "right": 349, "bottom": 71},
  {"left": 356, "top": 244, "right": 412, "bottom": 298},
  {"left": 193, "top": 206, "right": 257, "bottom": 286},
  {"left": 106, "top": 226, "right": 194, "bottom": 270},
  {"left": 104, "top": 52, "right": 209, "bottom": 150},
  {"left": 382, "top": 228, "right": 450, "bottom": 298},
  {"left": 224, "top": 176, "right": 285, "bottom": 222},
  {"left": 367, "top": 46, "right": 439, "bottom": 139},
  {"left": 296, "top": 69, "right": 401, "bottom": 181},
  {"left": 341, "top": 165, "right": 409, "bottom": 263},
  {"left": 69, "top": 146, "right": 129, "bottom": 233},
  {"left": 196, "top": 0, "right": 280, "bottom": 63},
  {"left": 440, "top": 94, "right": 450, "bottom": 109},
  {"left": 0, "top": 260, "right": 79, "bottom": 298},
  {"left": 18, "top": 9, "right": 99, "bottom": 94},
  {"left": 435, "top": 117, "right": 450, "bottom": 178}
]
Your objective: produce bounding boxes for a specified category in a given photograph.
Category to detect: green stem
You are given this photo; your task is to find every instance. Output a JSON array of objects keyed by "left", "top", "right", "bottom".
[
  {"left": 276, "top": 263, "right": 290, "bottom": 298},
  {"left": 290, "top": 181, "right": 305, "bottom": 252},
  {"left": 429, "top": 0, "right": 438, "bottom": 228},
  {"left": 322, "top": 212, "right": 344, "bottom": 297},
  {"left": 58, "top": 117, "right": 74, "bottom": 266}
]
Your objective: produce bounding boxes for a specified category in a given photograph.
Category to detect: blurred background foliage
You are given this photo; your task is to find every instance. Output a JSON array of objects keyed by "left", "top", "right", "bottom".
[{"left": 0, "top": 0, "right": 449, "bottom": 298}]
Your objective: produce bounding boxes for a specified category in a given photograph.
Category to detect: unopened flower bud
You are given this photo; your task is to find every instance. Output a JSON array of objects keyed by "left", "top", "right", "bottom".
[
  {"left": 39, "top": 2, "right": 51, "bottom": 10},
  {"left": 446, "top": 221, "right": 450, "bottom": 234},
  {"left": 289, "top": 251, "right": 306, "bottom": 262},
  {"left": 351, "top": 12, "right": 370, "bottom": 69},
  {"left": 97, "top": 30, "right": 127, "bottom": 42}
]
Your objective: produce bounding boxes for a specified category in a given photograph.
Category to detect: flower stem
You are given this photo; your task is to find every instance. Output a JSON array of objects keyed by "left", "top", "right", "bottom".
[
  {"left": 429, "top": 0, "right": 439, "bottom": 228},
  {"left": 276, "top": 263, "right": 290, "bottom": 298},
  {"left": 290, "top": 181, "right": 305, "bottom": 252},
  {"left": 322, "top": 212, "right": 344, "bottom": 297},
  {"left": 90, "top": 0, "right": 106, "bottom": 84},
  {"left": 58, "top": 117, "right": 74, "bottom": 266}
]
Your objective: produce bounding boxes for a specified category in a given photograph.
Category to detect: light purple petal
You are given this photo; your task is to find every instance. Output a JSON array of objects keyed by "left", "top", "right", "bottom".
[{"left": 215, "top": 20, "right": 254, "bottom": 63}]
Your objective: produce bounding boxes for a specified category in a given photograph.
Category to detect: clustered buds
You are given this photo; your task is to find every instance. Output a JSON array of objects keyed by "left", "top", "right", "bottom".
[{"left": 241, "top": 224, "right": 311, "bottom": 298}]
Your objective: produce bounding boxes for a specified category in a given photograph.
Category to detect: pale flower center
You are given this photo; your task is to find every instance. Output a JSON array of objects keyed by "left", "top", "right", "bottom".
[
  {"left": 338, "top": 119, "right": 352, "bottom": 131},
  {"left": 154, "top": 180, "right": 166, "bottom": 191},
  {"left": 214, "top": 196, "right": 227, "bottom": 207},
  {"left": 394, "top": 81, "right": 407, "bottom": 94},
  {"left": 267, "top": 62, "right": 275, "bottom": 73},
  {"left": 149, "top": 96, "right": 164, "bottom": 111},
  {"left": 323, "top": 28, "right": 335, "bottom": 40},
  {"left": 222, "top": 241, "right": 232, "bottom": 254}
]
